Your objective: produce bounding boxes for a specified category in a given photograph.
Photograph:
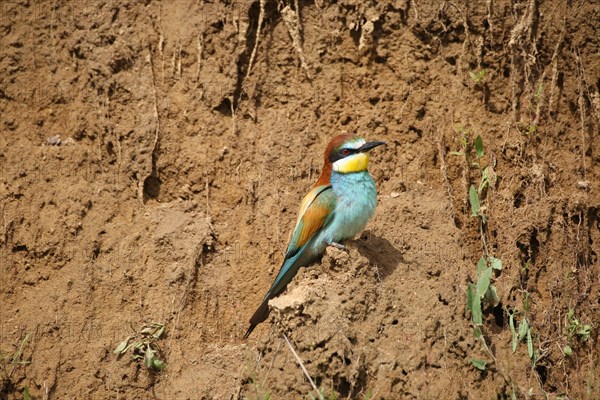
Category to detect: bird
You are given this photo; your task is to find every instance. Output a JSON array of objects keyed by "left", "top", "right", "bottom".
[{"left": 243, "top": 134, "right": 386, "bottom": 339}]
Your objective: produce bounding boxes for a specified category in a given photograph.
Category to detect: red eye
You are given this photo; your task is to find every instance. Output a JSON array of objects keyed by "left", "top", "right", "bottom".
[{"left": 341, "top": 148, "right": 351, "bottom": 155}]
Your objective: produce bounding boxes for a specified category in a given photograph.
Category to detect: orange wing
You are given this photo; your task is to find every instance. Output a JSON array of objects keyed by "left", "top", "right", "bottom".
[{"left": 285, "top": 184, "right": 336, "bottom": 259}]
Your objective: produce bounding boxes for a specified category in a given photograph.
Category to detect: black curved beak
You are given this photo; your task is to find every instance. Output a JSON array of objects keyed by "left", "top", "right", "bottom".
[{"left": 359, "top": 141, "right": 386, "bottom": 152}]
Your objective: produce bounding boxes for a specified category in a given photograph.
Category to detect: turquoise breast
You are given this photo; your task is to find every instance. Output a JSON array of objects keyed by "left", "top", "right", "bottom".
[{"left": 311, "top": 171, "right": 377, "bottom": 252}]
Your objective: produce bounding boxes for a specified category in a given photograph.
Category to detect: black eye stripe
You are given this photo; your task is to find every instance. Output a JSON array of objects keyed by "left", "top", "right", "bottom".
[{"left": 329, "top": 147, "right": 357, "bottom": 163}]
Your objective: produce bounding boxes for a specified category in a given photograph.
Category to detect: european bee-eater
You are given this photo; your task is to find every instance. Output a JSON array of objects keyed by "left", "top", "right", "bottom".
[{"left": 243, "top": 134, "right": 386, "bottom": 339}]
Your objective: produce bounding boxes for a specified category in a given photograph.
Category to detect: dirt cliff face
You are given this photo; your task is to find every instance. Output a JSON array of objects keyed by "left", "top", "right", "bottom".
[{"left": 1, "top": 1, "right": 599, "bottom": 399}]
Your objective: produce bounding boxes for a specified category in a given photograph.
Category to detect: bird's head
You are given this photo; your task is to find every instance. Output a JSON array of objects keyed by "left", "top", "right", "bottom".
[{"left": 324, "top": 134, "right": 386, "bottom": 174}]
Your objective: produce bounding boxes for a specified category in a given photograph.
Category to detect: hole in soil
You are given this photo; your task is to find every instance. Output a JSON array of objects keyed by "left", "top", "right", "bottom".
[
  {"left": 453, "top": 216, "right": 462, "bottom": 228},
  {"left": 557, "top": 72, "right": 564, "bottom": 88},
  {"left": 106, "top": 141, "right": 115, "bottom": 157},
  {"left": 517, "top": 241, "right": 529, "bottom": 260},
  {"left": 369, "top": 97, "right": 380, "bottom": 105},
  {"left": 143, "top": 175, "right": 161, "bottom": 201},
  {"left": 214, "top": 97, "right": 232, "bottom": 116},
  {"left": 530, "top": 229, "right": 540, "bottom": 264},
  {"left": 211, "top": 20, "right": 224, "bottom": 31},
  {"left": 91, "top": 243, "right": 100, "bottom": 259},
  {"left": 492, "top": 303, "right": 504, "bottom": 327},
  {"left": 408, "top": 125, "right": 423, "bottom": 138},
  {"left": 445, "top": 56, "right": 456, "bottom": 65},
  {"left": 12, "top": 244, "right": 28, "bottom": 252},
  {"left": 503, "top": 67, "right": 510, "bottom": 78},
  {"left": 336, "top": 376, "right": 352, "bottom": 398},
  {"left": 513, "top": 191, "right": 525, "bottom": 208},
  {"left": 392, "top": 319, "right": 398, "bottom": 325},
  {"left": 437, "top": 293, "right": 449, "bottom": 305},
  {"left": 109, "top": 57, "right": 134, "bottom": 74},
  {"left": 535, "top": 364, "right": 548, "bottom": 384}
]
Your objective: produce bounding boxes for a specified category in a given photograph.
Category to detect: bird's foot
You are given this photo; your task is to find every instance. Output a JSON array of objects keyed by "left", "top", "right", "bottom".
[{"left": 327, "top": 241, "right": 347, "bottom": 250}]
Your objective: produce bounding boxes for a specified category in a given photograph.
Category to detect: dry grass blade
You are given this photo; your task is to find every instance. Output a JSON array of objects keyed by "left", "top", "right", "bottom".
[{"left": 283, "top": 333, "right": 321, "bottom": 399}]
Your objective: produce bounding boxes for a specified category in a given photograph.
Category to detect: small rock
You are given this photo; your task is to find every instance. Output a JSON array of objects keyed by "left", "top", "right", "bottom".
[
  {"left": 46, "top": 135, "right": 61, "bottom": 146},
  {"left": 576, "top": 181, "right": 590, "bottom": 191},
  {"left": 391, "top": 191, "right": 401, "bottom": 198},
  {"left": 218, "top": 146, "right": 229, "bottom": 160}
]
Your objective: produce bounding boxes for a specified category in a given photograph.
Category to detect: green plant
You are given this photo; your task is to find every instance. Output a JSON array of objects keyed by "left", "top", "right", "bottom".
[
  {"left": 467, "top": 256, "right": 502, "bottom": 332},
  {"left": 449, "top": 126, "right": 469, "bottom": 158},
  {"left": 509, "top": 310, "right": 534, "bottom": 359},
  {"left": 517, "top": 121, "right": 537, "bottom": 136},
  {"left": 0, "top": 333, "right": 31, "bottom": 396},
  {"left": 567, "top": 309, "right": 592, "bottom": 343},
  {"left": 507, "top": 288, "right": 538, "bottom": 364},
  {"left": 249, "top": 373, "right": 270, "bottom": 400},
  {"left": 462, "top": 135, "right": 507, "bottom": 376},
  {"left": 471, "top": 359, "right": 487, "bottom": 371},
  {"left": 114, "top": 322, "right": 166, "bottom": 371},
  {"left": 534, "top": 83, "right": 544, "bottom": 101},
  {"left": 469, "top": 69, "right": 486, "bottom": 85},
  {"left": 308, "top": 386, "right": 342, "bottom": 400},
  {"left": 468, "top": 135, "right": 497, "bottom": 222}
]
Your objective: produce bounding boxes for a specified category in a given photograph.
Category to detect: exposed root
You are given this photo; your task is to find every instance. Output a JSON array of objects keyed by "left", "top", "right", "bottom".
[
  {"left": 575, "top": 49, "right": 588, "bottom": 182},
  {"left": 279, "top": 1, "right": 311, "bottom": 78},
  {"left": 486, "top": 0, "right": 494, "bottom": 42},
  {"left": 283, "top": 333, "right": 321, "bottom": 399},
  {"left": 138, "top": 44, "right": 162, "bottom": 205},
  {"left": 546, "top": 17, "right": 565, "bottom": 120},
  {"left": 245, "top": 0, "right": 266, "bottom": 82},
  {"left": 195, "top": 34, "right": 204, "bottom": 84},
  {"left": 436, "top": 131, "right": 458, "bottom": 225},
  {"left": 508, "top": 0, "right": 538, "bottom": 123}
]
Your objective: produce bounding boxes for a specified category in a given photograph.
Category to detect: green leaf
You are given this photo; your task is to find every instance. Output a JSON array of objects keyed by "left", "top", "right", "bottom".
[
  {"left": 489, "top": 256, "right": 502, "bottom": 270},
  {"left": 527, "top": 329, "right": 534, "bottom": 359},
  {"left": 114, "top": 337, "right": 131, "bottom": 355},
  {"left": 563, "top": 345, "right": 572, "bottom": 356},
  {"left": 518, "top": 318, "right": 529, "bottom": 341},
  {"left": 509, "top": 311, "right": 518, "bottom": 353},
  {"left": 474, "top": 135, "right": 484, "bottom": 158},
  {"left": 133, "top": 342, "right": 144, "bottom": 350},
  {"left": 472, "top": 295, "right": 483, "bottom": 326},
  {"left": 469, "top": 185, "right": 480, "bottom": 216},
  {"left": 484, "top": 284, "right": 499, "bottom": 307},
  {"left": 153, "top": 357, "right": 165, "bottom": 370},
  {"left": 470, "top": 359, "right": 487, "bottom": 371},
  {"left": 477, "top": 256, "right": 487, "bottom": 276},
  {"left": 466, "top": 283, "right": 475, "bottom": 313},
  {"left": 153, "top": 324, "right": 165, "bottom": 340},
  {"left": 578, "top": 325, "right": 592, "bottom": 341},
  {"left": 144, "top": 347, "right": 156, "bottom": 369},
  {"left": 140, "top": 327, "right": 153, "bottom": 334},
  {"left": 476, "top": 267, "right": 492, "bottom": 299},
  {"left": 479, "top": 167, "right": 490, "bottom": 193},
  {"left": 23, "top": 386, "right": 30, "bottom": 400}
]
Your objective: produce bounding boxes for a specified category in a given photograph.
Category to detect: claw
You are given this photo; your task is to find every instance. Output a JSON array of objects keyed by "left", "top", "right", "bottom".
[{"left": 327, "top": 242, "right": 347, "bottom": 250}]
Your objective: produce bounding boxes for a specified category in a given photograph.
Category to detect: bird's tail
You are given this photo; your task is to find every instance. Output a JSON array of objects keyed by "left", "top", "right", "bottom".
[{"left": 243, "top": 297, "right": 271, "bottom": 339}]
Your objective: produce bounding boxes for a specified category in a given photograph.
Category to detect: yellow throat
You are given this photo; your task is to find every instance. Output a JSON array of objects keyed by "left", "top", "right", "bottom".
[{"left": 332, "top": 152, "right": 370, "bottom": 173}]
